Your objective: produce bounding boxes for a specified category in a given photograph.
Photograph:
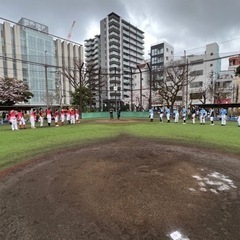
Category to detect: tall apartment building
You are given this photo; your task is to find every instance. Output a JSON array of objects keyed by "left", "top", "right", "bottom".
[
  {"left": 0, "top": 17, "right": 83, "bottom": 107},
  {"left": 150, "top": 41, "right": 174, "bottom": 88},
  {"left": 84, "top": 35, "right": 102, "bottom": 109},
  {"left": 99, "top": 12, "right": 145, "bottom": 109}
]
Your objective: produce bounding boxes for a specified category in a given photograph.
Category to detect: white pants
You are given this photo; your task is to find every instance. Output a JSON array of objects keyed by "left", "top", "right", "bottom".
[
  {"left": 221, "top": 115, "right": 226, "bottom": 125},
  {"left": 174, "top": 113, "right": 179, "bottom": 123},
  {"left": 55, "top": 116, "right": 59, "bottom": 124},
  {"left": 159, "top": 113, "right": 163, "bottom": 122},
  {"left": 70, "top": 115, "right": 75, "bottom": 124},
  {"left": 10, "top": 117, "right": 18, "bottom": 130},
  {"left": 39, "top": 116, "right": 43, "bottom": 127},
  {"left": 47, "top": 114, "right": 52, "bottom": 124},
  {"left": 192, "top": 113, "right": 196, "bottom": 124},
  {"left": 61, "top": 114, "right": 65, "bottom": 123},
  {"left": 30, "top": 116, "right": 35, "bottom": 128},
  {"left": 66, "top": 114, "right": 70, "bottom": 122},
  {"left": 166, "top": 113, "right": 170, "bottom": 121},
  {"left": 200, "top": 115, "right": 205, "bottom": 124},
  {"left": 19, "top": 117, "right": 25, "bottom": 127}
]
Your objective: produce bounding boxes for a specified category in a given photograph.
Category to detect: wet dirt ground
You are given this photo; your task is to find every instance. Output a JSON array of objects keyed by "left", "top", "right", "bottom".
[{"left": 0, "top": 135, "right": 240, "bottom": 240}]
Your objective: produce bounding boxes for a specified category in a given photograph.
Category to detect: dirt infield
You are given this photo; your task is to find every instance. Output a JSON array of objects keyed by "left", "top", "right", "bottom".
[{"left": 0, "top": 135, "right": 240, "bottom": 240}]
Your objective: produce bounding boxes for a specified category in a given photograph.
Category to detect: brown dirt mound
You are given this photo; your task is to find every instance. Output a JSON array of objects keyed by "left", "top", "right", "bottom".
[{"left": 0, "top": 135, "right": 240, "bottom": 240}]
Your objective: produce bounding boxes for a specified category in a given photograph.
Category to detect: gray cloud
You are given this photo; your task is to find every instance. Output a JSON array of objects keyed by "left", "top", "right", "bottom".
[{"left": 1, "top": 0, "right": 240, "bottom": 66}]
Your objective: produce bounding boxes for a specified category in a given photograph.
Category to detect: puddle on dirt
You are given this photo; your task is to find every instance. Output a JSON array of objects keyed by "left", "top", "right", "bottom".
[{"left": 191, "top": 170, "right": 237, "bottom": 194}]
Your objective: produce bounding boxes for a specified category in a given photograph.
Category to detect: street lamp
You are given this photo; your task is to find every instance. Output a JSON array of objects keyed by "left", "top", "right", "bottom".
[
  {"left": 114, "top": 67, "right": 117, "bottom": 110},
  {"left": 137, "top": 65, "right": 143, "bottom": 110}
]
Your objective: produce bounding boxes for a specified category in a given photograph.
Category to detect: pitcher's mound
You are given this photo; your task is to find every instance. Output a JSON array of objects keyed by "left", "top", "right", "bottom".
[{"left": 0, "top": 136, "right": 240, "bottom": 240}]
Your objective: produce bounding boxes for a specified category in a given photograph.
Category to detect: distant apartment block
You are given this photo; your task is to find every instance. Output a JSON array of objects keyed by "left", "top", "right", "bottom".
[
  {"left": 85, "top": 12, "right": 145, "bottom": 110},
  {"left": 150, "top": 41, "right": 174, "bottom": 88}
]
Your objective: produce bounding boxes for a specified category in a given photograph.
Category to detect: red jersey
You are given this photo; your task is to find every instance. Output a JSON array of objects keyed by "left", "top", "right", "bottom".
[
  {"left": 9, "top": 110, "right": 16, "bottom": 120},
  {"left": 46, "top": 109, "right": 52, "bottom": 116},
  {"left": 17, "top": 111, "right": 23, "bottom": 120},
  {"left": 54, "top": 110, "right": 59, "bottom": 117},
  {"left": 70, "top": 109, "right": 75, "bottom": 116}
]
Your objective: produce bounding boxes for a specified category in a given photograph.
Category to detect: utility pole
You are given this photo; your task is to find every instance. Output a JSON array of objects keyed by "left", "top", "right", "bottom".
[
  {"left": 186, "top": 57, "right": 189, "bottom": 108},
  {"left": 79, "top": 62, "right": 84, "bottom": 114},
  {"left": 114, "top": 67, "right": 118, "bottom": 110},
  {"left": 130, "top": 67, "right": 133, "bottom": 111},
  {"left": 45, "top": 50, "right": 49, "bottom": 109},
  {"left": 137, "top": 65, "right": 143, "bottom": 110},
  {"left": 182, "top": 50, "right": 186, "bottom": 107},
  {"left": 98, "top": 67, "right": 101, "bottom": 112},
  {"left": 210, "top": 70, "right": 215, "bottom": 103},
  {"left": 147, "top": 63, "right": 152, "bottom": 109}
]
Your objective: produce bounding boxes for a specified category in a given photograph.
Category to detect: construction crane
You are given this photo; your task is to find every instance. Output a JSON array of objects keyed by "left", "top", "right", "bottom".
[{"left": 67, "top": 20, "right": 76, "bottom": 40}]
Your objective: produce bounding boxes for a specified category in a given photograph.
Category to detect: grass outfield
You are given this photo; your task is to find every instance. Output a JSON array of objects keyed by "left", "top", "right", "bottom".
[{"left": 0, "top": 118, "right": 240, "bottom": 171}]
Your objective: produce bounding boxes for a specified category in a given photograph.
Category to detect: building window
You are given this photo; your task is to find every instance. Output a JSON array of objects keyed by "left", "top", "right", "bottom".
[
  {"left": 190, "top": 93, "right": 202, "bottom": 99},
  {"left": 210, "top": 63, "right": 213, "bottom": 67},
  {"left": 190, "top": 70, "right": 203, "bottom": 76},
  {"left": 166, "top": 48, "right": 169, "bottom": 52},
  {"left": 176, "top": 96, "right": 182, "bottom": 101},
  {"left": 190, "top": 81, "right": 203, "bottom": 88}
]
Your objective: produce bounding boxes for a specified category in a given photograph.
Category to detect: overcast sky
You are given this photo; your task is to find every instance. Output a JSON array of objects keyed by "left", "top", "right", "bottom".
[{"left": 1, "top": 0, "right": 240, "bottom": 69}]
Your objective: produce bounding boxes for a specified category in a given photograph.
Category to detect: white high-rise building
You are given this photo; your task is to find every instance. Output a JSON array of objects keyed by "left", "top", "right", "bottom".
[{"left": 100, "top": 12, "right": 145, "bottom": 109}]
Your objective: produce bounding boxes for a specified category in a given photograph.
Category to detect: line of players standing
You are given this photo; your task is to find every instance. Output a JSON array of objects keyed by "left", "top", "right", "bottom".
[
  {"left": 7, "top": 107, "right": 80, "bottom": 130},
  {"left": 149, "top": 106, "right": 239, "bottom": 126}
]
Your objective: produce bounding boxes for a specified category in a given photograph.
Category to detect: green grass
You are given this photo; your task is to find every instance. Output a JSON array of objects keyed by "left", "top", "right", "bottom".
[{"left": 0, "top": 118, "right": 240, "bottom": 171}]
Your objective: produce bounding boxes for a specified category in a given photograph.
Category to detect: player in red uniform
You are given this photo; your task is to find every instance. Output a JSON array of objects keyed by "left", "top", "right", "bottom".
[
  {"left": 17, "top": 109, "right": 26, "bottom": 129},
  {"left": 8, "top": 109, "right": 18, "bottom": 130},
  {"left": 60, "top": 108, "right": 66, "bottom": 126},
  {"left": 38, "top": 108, "right": 44, "bottom": 127},
  {"left": 54, "top": 109, "right": 59, "bottom": 127},
  {"left": 46, "top": 107, "right": 52, "bottom": 127},
  {"left": 30, "top": 109, "right": 36, "bottom": 128},
  {"left": 75, "top": 108, "right": 80, "bottom": 123},
  {"left": 66, "top": 107, "right": 71, "bottom": 124},
  {"left": 70, "top": 108, "right": 75, "bottom": 124}
]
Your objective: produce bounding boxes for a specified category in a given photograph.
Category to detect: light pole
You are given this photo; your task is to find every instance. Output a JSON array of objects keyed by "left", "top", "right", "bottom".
[
  {"left": 147, "top": 63, "right": 152, "bottom": 109},
  {"left": 45, "top": 50, "right": 49, "bottom": 109},
  {"left": 114, "top": 67, "right": 117, "bottom": 110},
  {"left": 137, "top": 65, "right": 143, "bottom": 110}
]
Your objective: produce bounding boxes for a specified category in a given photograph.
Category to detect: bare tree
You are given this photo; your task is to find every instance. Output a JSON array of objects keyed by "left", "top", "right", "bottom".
[
  {"left": 157, "top": 63, "right": 195, "bottom": 110},
  {"left": 190, "top": 71, "right": 230, "bottom": 104},
  {"left": 61, "top": 59, "right": 87, "bottom": 112},
  {"left": 62, "top": 59, "right": 107, "bottom": 112}
]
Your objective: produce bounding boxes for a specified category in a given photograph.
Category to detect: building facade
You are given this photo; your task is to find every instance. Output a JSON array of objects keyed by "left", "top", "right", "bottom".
[
  {"left": 99, "top": 12, "right": 145, "bottom": 109},
  {"left": 168, "top": 42, "right": 221, "bottom": 106},
  {"left": 227, "top": 55, "right": 240, "bottom": 103},
  {"left": 150, "top": 41, "right": 174, "bottom": 88},
  {"left": 84, "top": 35, "right": 103, "bottom": 110},
  {"left": 0, "top": 17, "right": 83, "bottom": 108}
]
